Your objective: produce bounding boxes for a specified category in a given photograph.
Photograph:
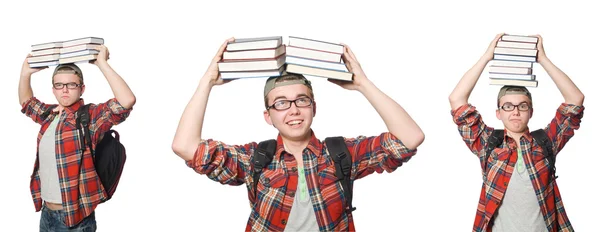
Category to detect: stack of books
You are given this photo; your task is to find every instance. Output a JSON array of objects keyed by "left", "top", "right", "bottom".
[
  {"left": 489, "top": 34, "right": 539, "bottom": 87},
  {"left": 218, "top": 36, "right": 286, "bottom": 79},
  {"left": 28, "top": 37, "right": 104, "bottom": 68},
  {"left": 284, "top": 36, "right": 353, "bottom": 81}
]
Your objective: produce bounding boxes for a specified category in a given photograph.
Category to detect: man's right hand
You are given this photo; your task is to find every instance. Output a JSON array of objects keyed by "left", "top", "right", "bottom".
[
  {"left": 201, "top": 37, "right": 235, "bottom": 86},
  {"left": 21, "top": 54, "right": 46, "bottom": 77}
]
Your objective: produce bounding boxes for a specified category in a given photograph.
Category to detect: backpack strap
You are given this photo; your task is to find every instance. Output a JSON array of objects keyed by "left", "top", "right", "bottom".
[
  {"left": 531, "top": 129, "right": 556, "bottom": 185},
  {"left": 484, "top": 129, "right": 505, "bottom": 171},
  {"left": 76, "top": 104, "right": 93, "bottom": 154},
  {"left": 252, "top": 139, "right": 277, "bottom": 200},
  {"left": 40, "top": 105, "right": 58, "bottom": 121},
  {"left": 324, "top": 136, "right": 356, "bottom": 214}
]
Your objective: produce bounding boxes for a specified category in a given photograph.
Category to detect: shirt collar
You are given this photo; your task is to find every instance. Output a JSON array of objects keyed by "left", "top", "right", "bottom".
[{"left": 274, "top": 129, "right": 323, "bottom": 160}]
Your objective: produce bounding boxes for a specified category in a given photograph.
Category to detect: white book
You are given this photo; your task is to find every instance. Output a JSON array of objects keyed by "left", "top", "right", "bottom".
[
  {"left": 489, "top": 60, "right": 533, "bottom": 68},
  {"left": 220, "top": 66, "right": 285, "bottom": 79},
  {"left": 497, "top": 41, "right": 537, "bottom": 49},
  {"left": 59, "top": 54, "right": 98, "bottom": 64},
  {"left": 59, "top": 49, "right": 99, "bottom": 59},
  {"left": 223, "top": 45, "right": 285, "bottom": 60},
  {"left": 60, "top": 44, "right": 99, "bottom": 54},
  {"left": 286, "top": 46, "right": 341, "bottom": 63},
  {"left": 288, "top": 36, "right": 344, "bottom": 54},
  {"left": 28, "top": 54, "right": 60, "bottom": 63},
  {"left": 62, "top": 37, "right": 104, "bottom": 48},
  {"left": 29, "top": 60, "right": 59, "bottom": 68},
  {"left": 226, "top": 36, "right": 282, "bottom": 51},
  {"left": 31, "top": 41, "right": 62, "bottom": 51},
  {"left": 494, "top": 47, "right": 537, "bottom": 57},
  {"left": 286, "top": 63, "right": 353, "bottom": 81},
  {"left": 489, "top": 66, "right": 532, "bottom": 75},
  {"left": 493, "top": 54, "right": 536, "bottom": 62},
  {"left": 217, "top": 55, "right": 285, "bottom": 72},
  {"left": 285, "top": 55, "right": 347, "bottom": 72},
  {"left": 490, "top": 79, "right": 538, "bottom": 87},
  {"left": 501, "top": 35, "right": 538, "bottom": 43},
  {"left": 31, "top": 48, "right": 61, "bottom": 57},
  {"left": 489, "top": 73, "right": 536, "bottom": 81}
]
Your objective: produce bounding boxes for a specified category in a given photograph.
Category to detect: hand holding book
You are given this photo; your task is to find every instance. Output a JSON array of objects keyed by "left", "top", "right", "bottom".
[
  {"left": 533, "top": 35, "right": 547, "bottom": 62},
  {"left": 202, "top": 37, "right": 236, "bottom": 86},
  {"left": 21, "top": 54, "right": 47, "bottom": 77},
  {"left": 327, "top": 44, "right": 365, "bottom": 91},
  {"left": 482, "top": 33, "right": 505, "bottom": 62},
  {"left": 90, "top": 45, "right": 110, "bottom": 65}
]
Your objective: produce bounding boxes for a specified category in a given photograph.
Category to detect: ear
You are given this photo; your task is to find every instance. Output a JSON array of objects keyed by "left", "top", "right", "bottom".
[
  {"left": 263, "top": 109, "right": 273, "bottom": 126},
  {"left": 312, "top": 101, "right": 317, "bottom": 117},
  {"left": 529, "top": 108, "right": 534, "bottom": 118},
  {"left": 81, "top": 85, "right": 86, "bottom": 96},
  {"left": 496, "top": 109, "right": 501, "bottom": 120}
]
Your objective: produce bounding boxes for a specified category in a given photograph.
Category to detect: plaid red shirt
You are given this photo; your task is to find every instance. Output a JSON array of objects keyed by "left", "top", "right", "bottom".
[
  {"left": 451, "top": 103, "right": 584, "bottom": 232},
  {"left": 185, "top": 130, "right": 417, "bottom": 231},
  {"left": 21, "top": 97, "right": 131, "bottom": 227}
]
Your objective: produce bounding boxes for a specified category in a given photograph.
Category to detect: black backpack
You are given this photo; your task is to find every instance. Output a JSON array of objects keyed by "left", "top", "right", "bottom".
[
  {"left": 75, "top": 104, "right": 126, "bottom": 202},
  {"left": 252, "top": 136, "right": 356, "bottom": 214},
  {"left": 485, "top": 128, "right": 556, "bottom": 185}
]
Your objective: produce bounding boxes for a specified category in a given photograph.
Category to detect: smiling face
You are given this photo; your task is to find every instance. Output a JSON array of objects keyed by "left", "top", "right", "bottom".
[{"left": 263, "top": 83, "right": 316, "bottom": 142}]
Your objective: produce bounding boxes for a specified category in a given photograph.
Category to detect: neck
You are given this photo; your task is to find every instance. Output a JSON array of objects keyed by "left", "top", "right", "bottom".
[
  {"left": 281, "top": 134, "right": 311, "bottom": 167},
  {"left": 506, "top": 129, "right": 526, "bottom": 148}
]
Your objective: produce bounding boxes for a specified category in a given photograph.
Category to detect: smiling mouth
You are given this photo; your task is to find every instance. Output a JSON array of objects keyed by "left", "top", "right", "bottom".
[{"left": 287, "top": 120, "right": 303, "bottom": 126}]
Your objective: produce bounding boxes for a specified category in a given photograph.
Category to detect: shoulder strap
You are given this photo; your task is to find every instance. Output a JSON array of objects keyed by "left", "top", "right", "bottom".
[
  {"left": 484, "top": 129, "right": 504, "bottom": 170},
  {"left": 324, "top": 136, "right": 355, "bottom": 214},
  {"left": 40, "top": 105, "right": 58, "bottom": 121},
  {"left": 76, "top": 104, "right": 93, "bottom": 154},
  {"left": 252, "top": 139, "right": 277, "bottom": 200},
  {"left": 531, "top": 129, "right": 556, "bottom": 184}
]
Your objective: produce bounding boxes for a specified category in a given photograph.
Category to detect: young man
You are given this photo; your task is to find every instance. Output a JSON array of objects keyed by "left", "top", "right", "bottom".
[
  {"left": 449, "top": 33, "right": 584, "bottom": 232},
  {"left": 172, "top": 38, "right": 425, "bottom": 231},
  {"left": 19, "top": 45, "right": 136, "bottom": 231}
]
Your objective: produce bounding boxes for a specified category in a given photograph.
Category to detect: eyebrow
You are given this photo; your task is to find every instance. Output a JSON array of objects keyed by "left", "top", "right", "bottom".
[
  {"left": 273, "top": 94, "right": 310, "bottom": 102},
  {"left": 503, "top": 101, "right": 530, "bottom": 105}
]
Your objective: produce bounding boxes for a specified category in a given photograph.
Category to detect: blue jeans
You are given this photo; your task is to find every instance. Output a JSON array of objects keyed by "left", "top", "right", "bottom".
[{"left": 39, "top": 204, "right": 97, "bottom": 232}]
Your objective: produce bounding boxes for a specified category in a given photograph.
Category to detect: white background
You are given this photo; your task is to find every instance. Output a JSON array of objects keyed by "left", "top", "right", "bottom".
[{"left": 1, "top": 0, "right": 598, "bottom": 231}]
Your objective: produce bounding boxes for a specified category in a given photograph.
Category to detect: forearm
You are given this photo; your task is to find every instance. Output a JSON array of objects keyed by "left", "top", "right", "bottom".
[
  {"left": 358, "top": 80, "right": 424, "bottom": 150},
  {"left": 538, "top": 57, "right": 584, "bottom": 106},
  {"left": 18, "top": 74, "right": 33, "bottom": 106},
  {"left": 172, "top": 77, "right": 214, "bottom": 161},
  {"left": 449, "top": 56, "right": 489, "bottom": 110},
  {"left": 96, "top": 61, "right": 136, "bottom": 109}
]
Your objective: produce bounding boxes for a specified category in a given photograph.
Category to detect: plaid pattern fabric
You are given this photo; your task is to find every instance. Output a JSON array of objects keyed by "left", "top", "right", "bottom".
[
  {"left": 451, "top": 103, "right": 584, "bottom": 232},
  {"left": 186, "top": 130, "right": 417, "bottom": 231},
  {"left": 21, "top": 97, "right": 131, "bottom": 227}
]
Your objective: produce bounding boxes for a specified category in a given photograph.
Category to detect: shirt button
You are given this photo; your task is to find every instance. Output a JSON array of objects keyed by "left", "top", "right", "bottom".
[
  {"left": 289, "top": 191, "right": 295, "bottom": 196},
  {"left": 281, "top": 219, "right": 287, "bottom": 225},
  {"left": 503, "top": 182, "right": 508, "bottom": 186},
  {"left": 291, "top": 167, "right": 297, "bottom": 172}
]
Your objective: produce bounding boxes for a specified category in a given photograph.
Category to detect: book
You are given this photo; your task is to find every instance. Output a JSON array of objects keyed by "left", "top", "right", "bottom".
[
  {"left": 489, "top": 73, "right": 536, "bottom": 81},
  {"left": 223, "top": 44, "right": 285, "bottom": 60},
  {"left": 494, "top": 47, "right": 538, "bottom": 57},
  {"left": 286, "top": 46, "right": 342, "bottom": 63},
  {"left": 62, "top": 37, "right": 104, "bottom": 48},
  {"left": 489, "top": 60, "right": 533, "bottom": 68},
  {"left": 29, "top": 60, "right": 60, "bottom": 68},
  {"left": 31, "top": 41, "right": 62, "bottom": 51},
  {"left": 285, "top": 55, "right": 347, "bottom": 72},
  {"left": 217, "top": 54, "right": 286, "bottom": 72},
  {"left": 501, "top": 35, "right": 538, "bottom": 43},
  {"left": 286, "top": 63, "right": 353, "bottom": 81},
  {"left": 59, "top": 49, "right": 99, "bottom": 59},
  {"left": 490, "top": 78, "right": 538, "bottom": 87},
  {"left": 31, "top": 48, "right": 61, "bottom": 57},
  {"left": 489, "top": 66, "right": 532, "bottom": 75},
  {"left": 60, "top": 44, "right": 99, "bottom": 54},
  {"left": 27, "top": 54, "right": 60, "bottom": 63},
  {"left": 58, "top": 54, "right": 98, "bottom": 64},
  {"left": 225, "top": 36, "right": 282, "bottom": 51},
  {"left": 220, "top": 66, "right": 285, "bottom": 80},
  {"left": 288, "top": 36, "right": 344, "bottom": 54},
  {"left": 496, "top": 41, "right": 537, "bottom": 49},
  {"left": 493, "top": 54, "right": 536, "bottom": 62}
]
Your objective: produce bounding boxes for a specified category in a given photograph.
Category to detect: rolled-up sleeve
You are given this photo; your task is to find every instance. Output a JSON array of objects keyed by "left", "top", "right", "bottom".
[
  {"left": 90, "top": 98, "right": 132, "bottom": 145},
  {"left": 347, "top": 132, "right": 417, "bottom": 180},
  {"left": 20, "top": 97, "right": 55, "bottom": 125},
  {"left": 186, "top": 139, "right": 257, "bottom": 186},
  {"left": 451, "top": 104, "right": 493, "bottom": 157},
  {"left": 545, "top": 103, "right": 584, "bottom": 155}
]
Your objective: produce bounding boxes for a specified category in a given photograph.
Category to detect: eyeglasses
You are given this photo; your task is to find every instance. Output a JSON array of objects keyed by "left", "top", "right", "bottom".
[
  {"left": 499, "top": 102, "right": 531, "bottom": 111},
  {"left": 267, "top": 97, "right": 313, "bottom": 110},
  {"left": 53, "top": 82, "right": 82, "bottom": 90}
]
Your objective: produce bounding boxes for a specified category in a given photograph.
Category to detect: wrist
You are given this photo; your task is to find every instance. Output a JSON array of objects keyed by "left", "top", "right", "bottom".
[{"left": 357, "top": 78, "right": 375, "bottom": 94}]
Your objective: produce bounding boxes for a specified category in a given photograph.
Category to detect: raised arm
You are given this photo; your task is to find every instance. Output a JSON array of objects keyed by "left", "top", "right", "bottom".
[
  {"left": 449, "top": 33, "right": 504, "bottom": 110},
  {"left": 19, "top": 55, "right": 46, "bottom": 106},
  {"left": 535, "top": 35, "right": 584, "bottom": 106},
  {"left": 92, "top": 45, "right": 136, "bottom": 109},
  {"left": 328, "top": 44, "right": 424, "bottom": 150},
  {"left": 172, "top": 38, "right": 234, "bottom": 161}
]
